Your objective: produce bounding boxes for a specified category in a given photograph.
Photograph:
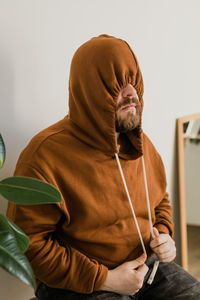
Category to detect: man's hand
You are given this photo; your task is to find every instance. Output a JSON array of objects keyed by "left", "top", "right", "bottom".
[
  {"left": 150, "top": 227, "right": 176, "bottom": 262},
  {"left": 101, "top": 253, "right": 149, "bottom": 296}
]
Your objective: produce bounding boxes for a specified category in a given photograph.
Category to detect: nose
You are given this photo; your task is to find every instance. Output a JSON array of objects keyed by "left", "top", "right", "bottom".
[{"left": 122, "top": 84, "right": 137, "bottom": 99}]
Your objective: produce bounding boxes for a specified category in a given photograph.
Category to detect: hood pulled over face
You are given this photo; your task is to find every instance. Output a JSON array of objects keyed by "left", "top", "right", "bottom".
[{"left": 68, "top": 34, "right": 144, "bottom": 159}]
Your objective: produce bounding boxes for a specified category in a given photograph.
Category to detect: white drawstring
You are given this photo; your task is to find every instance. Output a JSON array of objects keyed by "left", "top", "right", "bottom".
[
  {"left": 115, "top": 153, "right": 159, "bottom": 285},
  {"left": 141, "top": 156, "right": 155, "bottom": 239},
  {"left": 115, "top": 153, "right": 146, "bottom": 255},
  {"left": 141, "top": 156, "right": 159, "bottom": 284}
]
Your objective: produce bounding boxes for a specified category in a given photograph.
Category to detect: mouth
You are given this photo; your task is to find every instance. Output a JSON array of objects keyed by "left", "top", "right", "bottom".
[{"left": 121, "top": 103, "right": 136, "bottom": 111}]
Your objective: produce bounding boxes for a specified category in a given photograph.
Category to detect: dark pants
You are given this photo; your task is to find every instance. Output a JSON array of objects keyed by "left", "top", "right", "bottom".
[{"left": 36, "top": 256, "right": 200, "bottom": 300}]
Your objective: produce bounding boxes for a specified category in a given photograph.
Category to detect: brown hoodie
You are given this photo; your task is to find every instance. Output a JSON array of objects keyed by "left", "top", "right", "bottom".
[{"left": 7, "top": 34, "right": 174, "bottom": 293}]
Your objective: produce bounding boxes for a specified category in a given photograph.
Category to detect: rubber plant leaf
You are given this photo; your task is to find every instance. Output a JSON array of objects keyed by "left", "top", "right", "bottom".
[
  {"left": 0, "top": 176, "right": 62, "bottom": 205},
  {"left": 0, "top": 229, "right": 36, "bottom": 288},
  {"left": 0, "top": 134, "right": 6, "bottom": 169},
  {"left": 0, "top": 214, "right": 29, "bottom": 253}
]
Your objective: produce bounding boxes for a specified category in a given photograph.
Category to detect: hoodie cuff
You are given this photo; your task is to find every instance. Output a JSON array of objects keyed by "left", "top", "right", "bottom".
[
  {"left": 93, "top": 264, "right": 108, "bottom": 291},
  {"left": 154, "top": 223, "right": 173, "bottom": 237}
]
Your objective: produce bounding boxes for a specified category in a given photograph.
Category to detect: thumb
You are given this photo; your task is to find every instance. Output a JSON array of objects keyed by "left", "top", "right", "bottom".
[
  {"left": 129, "top": 253, "right": 147, "bottom": 270},
  {"left": 153, "top": 227, "right": 160, "bottom": 239}
]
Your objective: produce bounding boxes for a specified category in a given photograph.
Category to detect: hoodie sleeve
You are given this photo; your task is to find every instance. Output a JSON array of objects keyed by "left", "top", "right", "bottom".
[
  {"left": 143, "top": 134, "right": 174, "bottom": 238},
  {"left": 6, "top": 163, "right": 108, "bottom": 293},
  {"left": 154, "top": 191, "right": 174, "bottom": 237},
  {"left": 153, "top": 151, "right": 174, "bottom": 238}
]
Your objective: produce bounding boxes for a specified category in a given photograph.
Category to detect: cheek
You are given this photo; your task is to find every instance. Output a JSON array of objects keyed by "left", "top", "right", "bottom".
[{"left": 116, "top": 94, "right": 123, "bottom": 106}]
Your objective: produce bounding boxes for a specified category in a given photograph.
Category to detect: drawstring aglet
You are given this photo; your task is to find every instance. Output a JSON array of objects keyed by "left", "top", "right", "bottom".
[{"left": 147, "top": 260, "right": 159, "bottom": 284}]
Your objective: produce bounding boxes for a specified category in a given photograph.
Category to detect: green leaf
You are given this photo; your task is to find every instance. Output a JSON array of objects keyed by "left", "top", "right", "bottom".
[
  {"left": 0, "top": 134, "right": 6, "bottom": 168},
  {"left": 0, "top": 214, "right": 29, "bottom": 253},
  {"left": 0, "top": 176, "right": 62, "bottom": 205},
  {"left": 0, "top": 230, "right": 36, "bottom": 288}
]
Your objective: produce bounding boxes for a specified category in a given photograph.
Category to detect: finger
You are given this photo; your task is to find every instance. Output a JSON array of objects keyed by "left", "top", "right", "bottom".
[
  {"left": 136, "top": 263, "right": 149, "bottom": 278},
  {"left": 150, "top": 234, "right": 169, "bottom": 248},
  {"left": 150, "top": 227, "right": 160, "bottom": 248},
  {"left": 159, "top": 252, "right": 176, "bottom": 262},
  {"left": 153, "top": 243, "right": 171, "bottom": 255},
  {"left": 158, "top": 246, "right": 176, "bottom": 260},
  {"left": 129, "top": 253, "right": 147, "bottom": 269},
  {"left": 153, "top": 227, "right": 160, "bottom": 239}
]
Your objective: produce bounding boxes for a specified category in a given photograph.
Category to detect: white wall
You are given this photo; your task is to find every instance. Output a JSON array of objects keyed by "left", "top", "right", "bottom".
[{"left": 0, "top": 0, "right": 200, "bottom": 299}]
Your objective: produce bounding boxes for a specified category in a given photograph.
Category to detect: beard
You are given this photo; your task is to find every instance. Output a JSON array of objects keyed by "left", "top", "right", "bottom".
[{"left": 115, "top": 97, "right": 141, "bottom": 133}]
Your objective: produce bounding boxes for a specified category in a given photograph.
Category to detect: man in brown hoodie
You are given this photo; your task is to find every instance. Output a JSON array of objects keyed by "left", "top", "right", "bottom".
[{"left": 7, "top": 34, "right": 200, "bottom": 299}]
